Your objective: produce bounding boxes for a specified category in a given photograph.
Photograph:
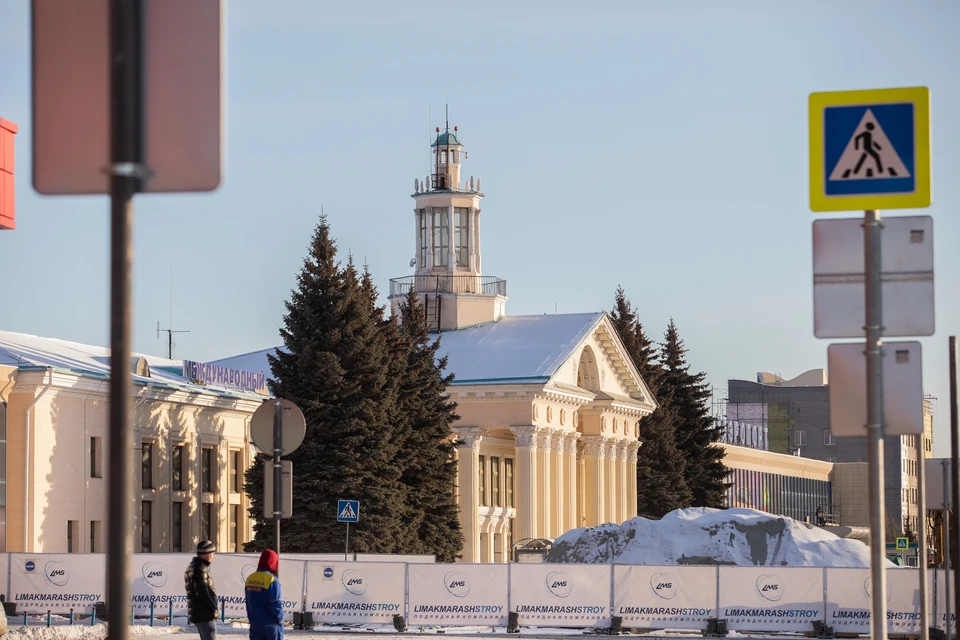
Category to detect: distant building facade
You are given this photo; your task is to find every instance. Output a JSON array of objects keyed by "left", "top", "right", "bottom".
[
  {"left": 725, "top": 370, "right": 933, "bottom": 533},
  {"left": 0, "top": 334, "right": 266, "bottom": 553}
]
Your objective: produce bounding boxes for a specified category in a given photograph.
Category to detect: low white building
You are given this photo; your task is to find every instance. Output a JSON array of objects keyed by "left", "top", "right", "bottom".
[{"left": 0, "top": 332, "right": 266, "bottom": 554}]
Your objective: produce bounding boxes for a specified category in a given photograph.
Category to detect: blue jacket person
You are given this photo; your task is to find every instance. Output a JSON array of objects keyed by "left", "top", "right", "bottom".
[{"left": 244, "top": 549, "right": 284, "bottom": 640}]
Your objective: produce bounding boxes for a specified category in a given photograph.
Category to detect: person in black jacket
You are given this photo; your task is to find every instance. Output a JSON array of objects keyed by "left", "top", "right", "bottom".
[{"left": 184, "top": 540, "right": 218, "bottom": 640}]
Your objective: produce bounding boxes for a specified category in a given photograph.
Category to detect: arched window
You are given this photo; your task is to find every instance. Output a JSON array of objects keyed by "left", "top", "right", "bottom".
[{"left": 576, "top": 346, "right": 600, "bottom": 392}]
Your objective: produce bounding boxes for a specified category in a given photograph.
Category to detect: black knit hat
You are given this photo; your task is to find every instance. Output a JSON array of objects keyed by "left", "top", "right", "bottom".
[{"left": 196, "top": 540, "right": 216, "bottom": 554}]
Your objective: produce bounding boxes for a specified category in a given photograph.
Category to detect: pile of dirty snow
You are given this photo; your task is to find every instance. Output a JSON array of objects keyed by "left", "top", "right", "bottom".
[{"left": 547, "top": 508, "right": 888, "bottom": 568}]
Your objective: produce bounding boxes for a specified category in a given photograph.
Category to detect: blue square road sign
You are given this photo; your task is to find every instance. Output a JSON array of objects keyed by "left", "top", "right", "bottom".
[{"left": 337, "top": 499, "right": 360, "bottom": 523}]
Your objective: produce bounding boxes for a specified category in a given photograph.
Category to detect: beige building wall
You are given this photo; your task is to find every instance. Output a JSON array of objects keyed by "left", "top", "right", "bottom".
[
  {"left": 449, "top": 318, "right": 654, "bottom": 563},
  {"left": 4, "top": 367, "right": 261, "bottom": 554}
]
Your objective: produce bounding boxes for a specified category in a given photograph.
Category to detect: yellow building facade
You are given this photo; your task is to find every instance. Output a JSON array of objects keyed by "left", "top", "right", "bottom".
[{"left": 0, "top": 334, "right": 265, "bottom": 553}]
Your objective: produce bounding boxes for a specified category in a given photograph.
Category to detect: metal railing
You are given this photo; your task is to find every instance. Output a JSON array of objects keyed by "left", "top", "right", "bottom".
[{"left": 389, "top": 274, "right": 506, "bottom": 298}]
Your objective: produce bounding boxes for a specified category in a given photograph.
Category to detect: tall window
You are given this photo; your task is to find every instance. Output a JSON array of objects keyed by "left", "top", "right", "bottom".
[
  {"left": 418, "top": 209, "right": 427, "bottom": 268},
  {"left": 454, "top": 207, "right": 470, "bottom": 267},
  {"left": 230, "top": 450, "right": 241, "bottom": 493},
  {"left": 794, "top": 431, "right": 806, "bottom": 447},
  {"left": 491, "top": 456, "right": 501, "bottom": 507},
  {"left": 230, "top": 505, "right": 239, "bottom": 552},
  {"left": 201, "top": 503, "right": 213, "bottom": 542},
  {"left": 141, "top": 501, "right": 152, "bottom": 552},
  {"left": 432, "top": 207, "right": 449, "bottom": 267},
  {"left": 505, "top": 458, "right": 514, "bottom": 508},
  {"left": 90, "top": 521, "right": 101, "bottom": 553},
  {"left": 478, "top": 455, "right": 486, "bottom": 506},
  {"left": 90, "top": 437, "right": 103, "bottom": 478},
  {"left": 202, "top": 448, "right": 214, "bottom": 493},
  {"left": 67, "top": 520, "right": 78, "bottom": 553},
  {"left": 172, "top": 445, "right": 184, "bottom": 491},
  {"left": 823, "top": 430, "right": 835, "bottom": 446},
  {"left": 141, "top": 442, "right": 153, "bottom": 489},
  {"left": 172, "top": 502, "right": 183, "bottom": 553}
]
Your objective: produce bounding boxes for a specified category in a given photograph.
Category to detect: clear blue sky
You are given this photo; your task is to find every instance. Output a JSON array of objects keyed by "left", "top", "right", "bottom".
[{"left": 1, "top": 1, "right": 958, "bottom": 452}]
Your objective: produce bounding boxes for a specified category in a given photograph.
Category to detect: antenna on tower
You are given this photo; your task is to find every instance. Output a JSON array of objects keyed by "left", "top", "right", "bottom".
[
  {"left": 158, "top": 266, "right": 190, "bottom": 359},
  {"left": 445, "top": 102, "right": 449, "bottom": 132}
]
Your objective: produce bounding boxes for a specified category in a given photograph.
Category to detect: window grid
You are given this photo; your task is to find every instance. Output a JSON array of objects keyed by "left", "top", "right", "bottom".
[{"left": 432, "top": 208, "right": 449, "bottom": 267}]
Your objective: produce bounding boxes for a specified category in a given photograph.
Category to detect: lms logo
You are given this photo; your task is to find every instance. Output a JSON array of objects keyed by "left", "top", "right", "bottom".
[
  {"left": 43, "top": 561, "right": 70, "bottom": 587},
  {"left": 342, "top": 569, "right": 367, "bottom": 596},
  {"left": 142, "top": 562, "right": 167, "bottom": 588},
  {"left": 443, "top": 571, "right": 471, "bottom": 598},
  {"left": 650, "top": 573, "right": 677, "bottom": 600},
  {"left": 756, "top": 575, "right": 783, "bottom": 602},
  {"left": 545, "top": 571, "right": 572, "bottom": 598}
]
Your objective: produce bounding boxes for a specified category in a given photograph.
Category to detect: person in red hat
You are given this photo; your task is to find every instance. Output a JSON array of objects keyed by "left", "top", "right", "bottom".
[{"left": 244, "top": 549, "right": 284, "bottom": 640}]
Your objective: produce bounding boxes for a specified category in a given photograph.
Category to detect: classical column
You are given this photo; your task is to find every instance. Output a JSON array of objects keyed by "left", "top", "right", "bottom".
[
  {"left": 537, "top": 429, "right": 554, "bottom": 537},
  {"left": 480, "top": 518, "right": 493, "bottom": 563},
  {"left": 581, "top": 436, "right": 605, "bottom": 527},
  {"left": 447, "top": 205, "right": 456, "bottom": 272},
  {"left": 565, "top": 432, "right": 580, "bottom": 533},
  {"left": 510, "top": 426, "right": 539, "bottom": 540},
  {"left": 605, "top": 440, "right": 618, "bottom": 524},
  {"left": 550, "top": 434, "right": 565, "bottom": 538},
  {"left": 627, "top": 441, "right": 640, "bottom": 519},
  {"left": 617, "top": 442, "right": 628, "bottom": 524},
  {"left": 452, "top": 426, "right": 483, "bottom": 562}
]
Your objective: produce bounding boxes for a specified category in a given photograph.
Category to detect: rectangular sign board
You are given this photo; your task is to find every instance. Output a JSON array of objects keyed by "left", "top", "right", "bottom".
[
  {"left": 31, "top": 0, "right": 223, "bottom": 194},
  {"left": 925, "top": 458, "right": 951, "bottom": 511},
  {"left": 828, "top": 341, "right": 923, "bottom": 436},
  {"left": 809, "top": 86, "right": 930, "bottom": 212},
  {"left": 813, "top": 216, "right": 934, "bottom": 338}
]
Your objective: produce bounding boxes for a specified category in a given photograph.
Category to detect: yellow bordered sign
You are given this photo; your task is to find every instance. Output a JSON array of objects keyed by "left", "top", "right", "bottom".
[{"left": 809, "top": 86, "right": 930, "bottom": 212}]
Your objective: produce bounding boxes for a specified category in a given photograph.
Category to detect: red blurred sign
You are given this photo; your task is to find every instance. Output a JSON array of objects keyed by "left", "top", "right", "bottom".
[{"left": 0, "top": 117, "right": 17, "bottom": 230}]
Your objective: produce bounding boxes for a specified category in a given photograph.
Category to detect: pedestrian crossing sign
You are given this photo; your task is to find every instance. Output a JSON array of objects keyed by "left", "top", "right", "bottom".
[
  {"left": 809, "top": 86, "right": 930, "bottom": 212},
  {"left": 337, "top": 499, "right": 360, "bottom": 523},
  {"left": 896, "top": 537, "right": 909, "bottom": 550}
]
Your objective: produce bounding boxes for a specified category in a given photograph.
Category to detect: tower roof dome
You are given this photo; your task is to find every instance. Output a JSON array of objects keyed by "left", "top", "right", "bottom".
[{"left": 431, "top": 131, "right": 462, "bottom": 147}]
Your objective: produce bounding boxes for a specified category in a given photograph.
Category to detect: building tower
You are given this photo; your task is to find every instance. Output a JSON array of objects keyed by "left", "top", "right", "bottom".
[{"left": 389, "top": 118, "right": 507, "bottom": 331}]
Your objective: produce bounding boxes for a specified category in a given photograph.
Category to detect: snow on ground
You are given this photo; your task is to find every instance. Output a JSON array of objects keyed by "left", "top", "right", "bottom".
[
  {"left": 547, "top": 507, "right": 889, "bottom": 567},
  {"left": 0, "top": 620, "right": 793, "bottom": 640}
]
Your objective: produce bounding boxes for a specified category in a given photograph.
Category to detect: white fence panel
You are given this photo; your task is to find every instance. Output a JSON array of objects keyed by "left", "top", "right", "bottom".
[
  {"left": 210, "top": 554, "right": 305, "bottom": 621},
  {"left": 130, "top": 553, "right": 189, "bottom": 615},
  {"left": 718, "top": 566, "right": 822, "bottom": 633},
  {"left": 509, "top": 563, "right": 611, "bottom": 628},
  {"left": 9, "top": 553, "right": 105, "bottom": 614},
  {"left": 613, "top": 565, "right": 715, "bottom": 630},
  {"left": 304, "top": 562, "right": 404, "bottom": 623},
  {"left": 408, "top": 563, "right": 508, "bottom": 626}
]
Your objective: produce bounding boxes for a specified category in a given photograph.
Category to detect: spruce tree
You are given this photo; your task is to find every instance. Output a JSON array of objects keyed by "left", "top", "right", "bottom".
[
  {"left": 635, "top": 404, "right": 692, "bottom": 517},
  {"left": 609, "top": 286, "right": 661, "bottom": 395},
  {"left": 658, "top": 319, "right": 728, "bottom": 508},
  {"left": 609, "top": 288, "right": 690, "bottom": 516},
  {"left": 394, "top": 290, "right": 463, "bottom": 562},
  {"left": 244, "top": 216, "right": 408, "bottom": 553}
]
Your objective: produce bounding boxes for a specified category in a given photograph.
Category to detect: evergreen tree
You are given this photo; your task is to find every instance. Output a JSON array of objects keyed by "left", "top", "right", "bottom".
[
  {"left": 658, "top": 319, "right": 728, "bottom": 508},
  {"left": 635, "top": 404, "right": 692, "bottom": 517},
  {"left": 244, "top": 216, "right": 408, "bottom": 553},
  {"left": 609, "top": 286, "right": 662, "bottom": 395},
  {"left": 394, "top": 290, "right": 463, "bottom": 562},
  {"left": 609, "top": 287, "right": 690, "bottom": 515}
]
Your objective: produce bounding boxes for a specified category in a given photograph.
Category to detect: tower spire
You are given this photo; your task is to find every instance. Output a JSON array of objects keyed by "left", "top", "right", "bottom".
[{"left": 445, "top": 102, "right": 449, "bottom": 133}]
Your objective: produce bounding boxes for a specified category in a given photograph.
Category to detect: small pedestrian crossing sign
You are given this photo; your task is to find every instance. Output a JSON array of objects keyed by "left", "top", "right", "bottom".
[
  {"left": 896, "top": 537, "right": 909, "bottom": 550},
  {"left": 809, "top": 86, "right": 930, "bottom": 212},
  {"left": 337, "top": 499, "right": 360, "bottom": 523}
]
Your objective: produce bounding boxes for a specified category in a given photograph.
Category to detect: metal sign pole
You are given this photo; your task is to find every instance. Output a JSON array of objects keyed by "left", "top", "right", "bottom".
[
  {"left": 918, "top": 432, "right": 930, "bottom": 640},
  {"left": 950, "top": 336, "right": 959, "bottom": 634},
  {"left": 345, "top": 522, "right": 350, "bottom": 562},
  {"left": 106, "top": 1, "right": 142, "bottom": 638},
  {"left": 944, "top": 461, "right": 952, "bottom": 640},
  {"left": 864, "top": 208, "right": 888, "bottom": 640},
  {"left": 273, "top": 400, "right": 282, "bottom": 555}
]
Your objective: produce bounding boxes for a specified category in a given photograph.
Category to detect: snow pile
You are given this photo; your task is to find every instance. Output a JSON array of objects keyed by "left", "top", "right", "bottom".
[{"left": 547, "top": 507, "right": 887, "bottom": 568}]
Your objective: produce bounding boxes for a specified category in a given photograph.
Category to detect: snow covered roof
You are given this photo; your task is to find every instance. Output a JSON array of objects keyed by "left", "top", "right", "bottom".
[
  {"left": 434, "top": 313, "right": 604, "bottom": 384},
  {"left": 0, "top": 330, "right": 262, "bottom": 400},
  {"left": 211, "top": 312, "right": 606, "bottom": 387}
]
